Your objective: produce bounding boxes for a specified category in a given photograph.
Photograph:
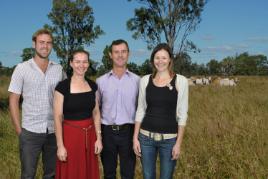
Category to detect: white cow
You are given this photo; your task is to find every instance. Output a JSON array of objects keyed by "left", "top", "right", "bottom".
[
  {"left": 219, "top": 78, "right": 236, "bottom": 86},
  {"left": 193, "top": 77, "right": 210, "bottom": 85},
  {"left": 194, "top": 78, "right": 203, "bottom": 85},
  {"left": 202, "top": 78, "right": 210, "bottom": 85}
]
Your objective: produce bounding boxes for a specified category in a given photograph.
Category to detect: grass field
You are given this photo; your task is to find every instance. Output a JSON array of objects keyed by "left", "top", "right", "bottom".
[{"left": 0, "top": 76, "right": 267, "bottom": 178}]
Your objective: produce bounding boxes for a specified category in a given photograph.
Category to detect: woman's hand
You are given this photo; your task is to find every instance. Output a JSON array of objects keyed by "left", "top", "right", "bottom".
[
  {"left": 57, "top": 146, "right": 67, "bottom": 162},
  {"left": 133, "top": 137, "right": 141, "bottom": 157},
  {"left": 171, "top": 142, "right": 181, "bottom": 160},
  {"left": 95, "top": 139, "right": 103, "bottom": 154}
]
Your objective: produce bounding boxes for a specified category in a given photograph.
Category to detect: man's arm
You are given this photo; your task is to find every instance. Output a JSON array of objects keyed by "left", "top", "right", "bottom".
[{"left": 9, "top": 92, "right": 22, "bottom": 135}]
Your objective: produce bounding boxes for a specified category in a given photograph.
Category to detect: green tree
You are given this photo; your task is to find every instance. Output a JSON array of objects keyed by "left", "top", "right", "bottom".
[
  {"left": 102, "top": 46, "right": 112, "bottom": 71},
  {"left": 97, "top": 45, "right": 112, "bottom": 76},
  {"left": 233, "top": 53, "right": 268, "bottom": 75},
  {"left": 206, "top": 59, "right": 221, "bottom": 75},
  {"left": 126, "top": 0, "right": 205, "bottom": 55},
  {"left": 139, "top": 59, "right": 152, "bottom": 76},
  {"left": 21, "top": 48, "right": 35, "bottom": 62},
  {"left": 190, "top": 62, "right": 199, "bottom": 76},
  {"left": 46, "top": 0, "right": 104, "bottom": 71},
  {"left": 234, "top": 53, "right": 256, "bottom": 75},
  {"left": 174, "top": 52, "right": 192, "bottom": 76},
  {"left": 220, "top": 57, "right": 235, "bottom": 76},
  {"left": 255, "top": 54, "right": 268, "bottom": 75},
  {"left": 127, "top": 62, "right": 140, "bottom": 75},
  {"left": 196, "top": 63, "right": 208, "bottom": 75}
]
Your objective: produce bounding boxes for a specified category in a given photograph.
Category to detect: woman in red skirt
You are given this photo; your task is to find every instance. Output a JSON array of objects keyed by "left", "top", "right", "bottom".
[{"left": 54, "top": 49, "right": 102, "bottom": 179}]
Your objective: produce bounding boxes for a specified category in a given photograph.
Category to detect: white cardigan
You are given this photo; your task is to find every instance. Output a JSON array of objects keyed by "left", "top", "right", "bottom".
[{"left": 135, "top": 74, "right": 189, "bottom": 126}]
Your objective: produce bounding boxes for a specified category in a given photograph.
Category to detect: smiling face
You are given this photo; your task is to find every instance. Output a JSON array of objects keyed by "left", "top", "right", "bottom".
[
  {"left": 70, "top": 52, "right": 89, "bottom": 76},
  {"left": 109, "top": 43, "right": 129, "bottom": 68},
  {"left": 153, "top": 49, "right": 171, "bottom": 73},
  {"left": 33, "top": 34, "right": 53, "bottom": 59}
]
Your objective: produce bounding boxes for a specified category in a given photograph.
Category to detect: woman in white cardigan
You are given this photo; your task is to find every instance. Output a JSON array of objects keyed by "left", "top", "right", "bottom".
[{"left": 133, "top": 43, "right": 189, "bottom": 179}]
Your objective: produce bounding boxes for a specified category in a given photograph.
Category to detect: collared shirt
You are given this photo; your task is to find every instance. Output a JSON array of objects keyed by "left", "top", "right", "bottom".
[
  {"left": 8, "top": 58, "right": 64, "bottom": 133},
  {"left": 96, "top": 70, "right": 140, "bottom": 125},
  {"left": 135, "top": 74, "right": 189, "bottom": 126}
]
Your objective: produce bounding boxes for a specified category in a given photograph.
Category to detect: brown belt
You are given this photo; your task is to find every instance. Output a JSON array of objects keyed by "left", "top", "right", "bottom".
[{"left": 64, "top": 121, "right": 93, "bottom": 149}]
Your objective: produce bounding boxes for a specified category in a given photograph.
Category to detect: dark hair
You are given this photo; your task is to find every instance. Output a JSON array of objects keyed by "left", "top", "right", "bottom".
[
  {"left": 150, "top": 43, "right": 174, "bottom": 77},
  {"left": 70, "top": 49, "right": 90, "bottom": 62},
  {"left": 32, "top": 28, "right": 53, "bottom": 42},
  {"left": 109, "top": 39, "right": 129, "bottom": 53}
]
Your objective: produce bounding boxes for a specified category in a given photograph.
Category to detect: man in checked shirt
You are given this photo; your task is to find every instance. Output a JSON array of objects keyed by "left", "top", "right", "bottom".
[{"left": 8, "top": 28, "right": 65, "bottom": 179}]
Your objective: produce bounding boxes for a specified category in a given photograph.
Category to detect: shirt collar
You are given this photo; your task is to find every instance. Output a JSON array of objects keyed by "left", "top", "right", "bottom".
[
  {"left": 30, "top": 58, "right": 57, "bottom": 66},
  {"left": 30, "top": 58, "right": 56, "bottom": 63},
  {"left": 108, "top": 69, "right": 130, "bottom": 77}
]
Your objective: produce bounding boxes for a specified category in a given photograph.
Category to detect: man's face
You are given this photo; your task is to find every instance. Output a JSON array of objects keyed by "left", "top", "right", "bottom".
[
  {"left": 33, "top": 34, "right": 53, "bottom": 59},
  {"left": 109, "top": 43, "right": 129, "bottom": 68}
]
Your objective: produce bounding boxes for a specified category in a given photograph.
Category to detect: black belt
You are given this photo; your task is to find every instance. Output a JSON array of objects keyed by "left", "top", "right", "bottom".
[{"left": 102, "top": 124, "right": 134, "bottom": 131}]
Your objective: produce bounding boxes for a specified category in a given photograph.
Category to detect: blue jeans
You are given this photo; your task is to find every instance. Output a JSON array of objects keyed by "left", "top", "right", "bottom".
[{"left": 139, "top": 133, "right": 177, "bottom": 179}]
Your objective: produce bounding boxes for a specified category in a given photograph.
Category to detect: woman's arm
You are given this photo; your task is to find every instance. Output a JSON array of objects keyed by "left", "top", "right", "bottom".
[
  {"left": 172, "top": 125, "right": 185, "bottom": 160},
  {"left": 53, "top": 91, "right": 67, "bottom": 161},
  {"left": 133, "top": 121, "right": 142, "bottom": 157},
  {"left": 92, "top": 96, "right": 103, "bottom": 154},
  {"left": 172, "top": 75, "right": 189, "bottom": 160}
]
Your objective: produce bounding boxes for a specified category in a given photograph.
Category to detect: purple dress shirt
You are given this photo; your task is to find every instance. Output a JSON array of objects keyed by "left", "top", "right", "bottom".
[{"left": 96, "top": 70, "right": 140, "bottom": 125}]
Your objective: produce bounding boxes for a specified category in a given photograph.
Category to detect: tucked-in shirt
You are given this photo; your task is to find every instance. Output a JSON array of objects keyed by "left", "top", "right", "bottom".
[
  {"left": 135, "top": 74, "right": 189, "bottom": 126},
  {"left": 8, "top": 58, "right": 64, "bottom": 133},
  {"left": 96, "top": 70, "right": 140, "bottom": 125},
  {"left": 55, "top": 78, "right": 97, "bottom": 120},
  {"left": 141, "top": 75, "right": 178, "bottom": 133}
]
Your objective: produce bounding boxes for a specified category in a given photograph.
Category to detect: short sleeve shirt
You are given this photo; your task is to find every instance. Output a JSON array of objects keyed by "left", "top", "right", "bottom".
[
  {"left": 55, "top": 78, "right": 97, "bottom": 120},
  {"left": 8, "top": 58, "right": 64, "bottom": 133}
]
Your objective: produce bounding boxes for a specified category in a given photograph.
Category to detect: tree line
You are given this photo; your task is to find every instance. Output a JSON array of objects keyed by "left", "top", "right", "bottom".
[{"left": 1, "top": 51, "right": 267, "bottom": 77}]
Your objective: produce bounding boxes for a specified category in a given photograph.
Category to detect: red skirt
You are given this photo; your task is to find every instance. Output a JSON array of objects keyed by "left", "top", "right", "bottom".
[{"left": 55, "top": 118, "right": 100, "bottom": 179}]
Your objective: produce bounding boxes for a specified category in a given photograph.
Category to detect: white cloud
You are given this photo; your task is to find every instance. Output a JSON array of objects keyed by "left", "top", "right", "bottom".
[
  {"left": 203, "top": 43, "right": 249, "bottom": 54},
  {"left": 247, "top": 37, "right": 268, "bottom": 43}
]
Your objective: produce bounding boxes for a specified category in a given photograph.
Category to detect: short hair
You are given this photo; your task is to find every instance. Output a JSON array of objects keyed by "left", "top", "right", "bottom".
[
  {"left": 70, "top": 49, "right": 90, "bottom": 62},
  {"left": 109, "top": 39, "right": 129, "bottom": 53},
  {"left": 32, "top": 28, "right": 53, "bottom": 42},
  {"left": 150, "top": 43, "right": 174, "bottom": 77}
]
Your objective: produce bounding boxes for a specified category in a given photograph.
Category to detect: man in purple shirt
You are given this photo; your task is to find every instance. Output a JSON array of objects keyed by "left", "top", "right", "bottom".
[{"left": 96, "top": 39, "right": 140, "bottom": 179}]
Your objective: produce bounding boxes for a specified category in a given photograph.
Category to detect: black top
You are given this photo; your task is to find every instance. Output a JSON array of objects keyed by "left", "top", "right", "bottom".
[
  {"left": 55, "top": 78, "right": 97, "bottom": 120},
  {"left": 141, "top": 75, "right": 178, "bottom": 133}
]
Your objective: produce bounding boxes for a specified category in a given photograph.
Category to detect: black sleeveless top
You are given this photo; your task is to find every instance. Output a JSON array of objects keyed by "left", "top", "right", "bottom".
[
  {"left": 55, "top": 78, "right": 97, "bottom": 120},
  {"left": 141, "top": 75, "right": 178, "bottom": 133}
]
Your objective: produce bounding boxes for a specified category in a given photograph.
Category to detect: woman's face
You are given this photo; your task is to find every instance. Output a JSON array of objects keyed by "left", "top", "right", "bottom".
[
  {"left": 70, "top": 52, "right": 89, "bottom": 76},
  {"left": 153, "top": 49, "right": 171, "bottom": 73}
]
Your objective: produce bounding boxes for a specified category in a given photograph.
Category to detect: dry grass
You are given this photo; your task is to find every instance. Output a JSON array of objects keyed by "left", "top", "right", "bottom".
[
  {"left": 0, "top": 76, "right": 10, "bottom": 99},
  {"left": 0, "top": 76, "right": 268, "bottom": 178}
]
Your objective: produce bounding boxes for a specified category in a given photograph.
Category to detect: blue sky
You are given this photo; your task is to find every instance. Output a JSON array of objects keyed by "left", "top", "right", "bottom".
[{"left": 0, "top": 0, "right": 267, "bottom": 67}]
